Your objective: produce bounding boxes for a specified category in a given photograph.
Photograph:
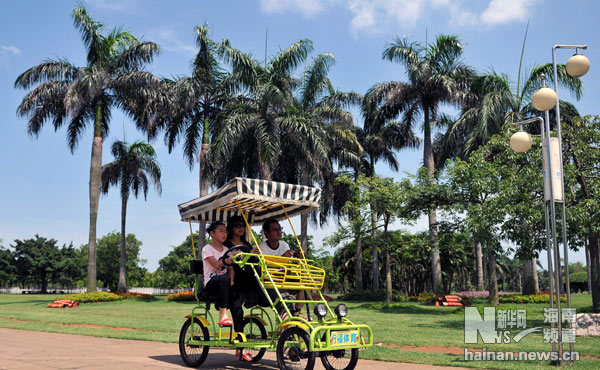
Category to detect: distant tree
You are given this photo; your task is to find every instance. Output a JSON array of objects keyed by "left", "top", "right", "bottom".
[
  {"left": 94, "top": 232, "right": 147, "bottom": 292},
  {"left": 101, "top": 140, "right": 161, "bottom": 292},
  {"left": 152, "top": 234, "right": 198, "bottom": 289},
  {"left": 54, "top": 244, "right": 87, "bottom": 288},
  {"left": 12, "top": 235, "right": 63, "bottom": 292},
  {"left": 0, "top": 244, "right": 17, "bottom": 288}
]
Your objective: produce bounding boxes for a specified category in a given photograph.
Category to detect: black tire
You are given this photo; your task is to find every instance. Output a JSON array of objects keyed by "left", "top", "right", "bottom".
[
  {"left": 320, "top": 348, "right": 359, "bottom": 370},
  {"left": 240, "top": 317, "right": 267, "bottom": 362},
  {"left": 179, "top": 318, "right": 210, "bottom": 367},
  {"left": 277, "top": 327, "right": 316, "bottom": 370}
]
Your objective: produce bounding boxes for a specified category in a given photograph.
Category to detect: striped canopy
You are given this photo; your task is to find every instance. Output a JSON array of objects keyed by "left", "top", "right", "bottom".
[{"left": 178, "top": 178, "right": 322, "bottom": 225}]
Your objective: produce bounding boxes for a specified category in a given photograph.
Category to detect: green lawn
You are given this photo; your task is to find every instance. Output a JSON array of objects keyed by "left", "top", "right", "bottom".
[{"left": 0, "top": 293, "right": 598, "bottom": 369}]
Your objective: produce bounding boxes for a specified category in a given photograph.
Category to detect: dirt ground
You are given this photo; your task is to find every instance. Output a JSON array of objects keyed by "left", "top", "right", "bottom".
[{"left": 0, "top": 328, "right": 461, "bottom": 369}]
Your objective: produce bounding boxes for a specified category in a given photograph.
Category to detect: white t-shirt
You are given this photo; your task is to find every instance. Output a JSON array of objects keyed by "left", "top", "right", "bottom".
[
  {"left": 201, "top": 244, "right": 229, "bottom": 286},
  {"left": 258, "top": 240, "right": 290, "bottom": 256}
]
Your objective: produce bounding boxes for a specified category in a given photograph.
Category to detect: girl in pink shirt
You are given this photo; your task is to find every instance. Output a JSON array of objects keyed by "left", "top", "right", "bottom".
[{"left": 202, "top": 222, "right": 238, "bottom": 327}]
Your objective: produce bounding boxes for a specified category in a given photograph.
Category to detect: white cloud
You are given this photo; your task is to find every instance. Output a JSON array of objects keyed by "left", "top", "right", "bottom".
[
  {"left": 480, "top": 0, "right": 537, "bottom": 26},
  {"left": 259, "top": 0, "right": 332, "bottom": 18},
  {"left": 255, "top": 0, "right": 538, "bottom": 36},
  {"left": 347, "top": 0, "right": 426, "bottom": 34},
  {"left": 0, "top": 45, "right": 21, "bottom": 67},
  {"left": 150, "top": 29, "right": 196, "bottom": 57}
]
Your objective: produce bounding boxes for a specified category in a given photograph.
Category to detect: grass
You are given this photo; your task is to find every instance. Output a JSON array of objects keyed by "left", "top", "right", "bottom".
[{"left": 0, "top": 293, "right": 599, "bottom": 369}]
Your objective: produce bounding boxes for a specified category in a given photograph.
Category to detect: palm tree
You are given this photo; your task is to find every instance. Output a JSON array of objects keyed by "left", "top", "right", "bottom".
[
  {"left": 14, "top": 6, "right": 160, "bottom": 291},
  {"left": 359, "top": 97, "right": 419, "bottom": 290},
  {"left": 210, "top": 39, "right": 314, "bottom": 181},
  {"left": 144, "top": 24, "right": 251, "bottom": 251},
  {"left": 101, "top": 140, "right": 161, "bottom": 292},
  {"left": 275, "top": 53, "right": 362, "bottom": 253},
  {"left": 442, "top": 66, "right": 582, "bottom": 160},
  {"left": 371, "top": 34, "right": 474, "bottom": 295}
]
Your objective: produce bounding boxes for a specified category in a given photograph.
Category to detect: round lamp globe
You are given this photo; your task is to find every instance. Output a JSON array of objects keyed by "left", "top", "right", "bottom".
[
  {"left": 532, "top": 87, "right": 557, "bottom": 111},
  {"left": 510, "top": 131, "right": 532, "bottom": 153},
  {"left": 566, "top": 54, "right": 590, "bottom": 77}
]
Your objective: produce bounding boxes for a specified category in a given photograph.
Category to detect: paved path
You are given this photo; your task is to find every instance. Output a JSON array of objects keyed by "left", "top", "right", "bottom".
[{"left": 0, "top": 328, "right": 459, "bottom": 370}]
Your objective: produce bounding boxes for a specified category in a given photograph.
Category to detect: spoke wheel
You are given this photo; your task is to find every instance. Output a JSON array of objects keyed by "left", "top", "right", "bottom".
[
  {"left": 320, "top": 348, "right": 359, "bottom": 370},
  {"left": 277, "top": 327, "right": 316, "bottom": 370},
  {"left": 179, "top": 318, "right": 210, "bottom": 367},
  {"left": 240, "top": 317, "right": 267, "bottom": 362}
]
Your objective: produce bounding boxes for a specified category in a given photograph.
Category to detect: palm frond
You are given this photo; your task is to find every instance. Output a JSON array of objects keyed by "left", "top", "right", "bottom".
[
  {"left": 14, "top": 60, "right": 80, "bottom": 89},
  {"left": 269, "top": 39, "right": 313, "bottom": 76},
  {"left": 113, "top": 41, "right": 160, "bottom": 72},
  {"left": 71, "top": 6, "right": 106, "bottom": 64},
  {"left": 300, "top": 52, "right": 336, "bottom": 109}
]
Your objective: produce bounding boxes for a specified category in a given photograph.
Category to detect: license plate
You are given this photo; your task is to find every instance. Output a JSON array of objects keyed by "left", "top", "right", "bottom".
[{"left": 330, "top": 330, "right": 359, "bottom": 346}]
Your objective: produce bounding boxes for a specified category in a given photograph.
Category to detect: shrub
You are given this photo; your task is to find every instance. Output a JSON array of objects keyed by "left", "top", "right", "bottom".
[
  {"left": 167, "top": 291, "right": 196, "bottom": 301},
  {"left": 115, "top": 292, "right": 155, "bottom": 301},
  {"left": 457, "top": 295, "right": 473, "bottom": 305},
  {"left": 55, "top": 291, "right": 123, "bottom": 303},
  {"left": 499, "top": 293, "right": 566, "bottom": 304},
  {"left": 414, "top": 291, "right": 437, "bottom": 304}
]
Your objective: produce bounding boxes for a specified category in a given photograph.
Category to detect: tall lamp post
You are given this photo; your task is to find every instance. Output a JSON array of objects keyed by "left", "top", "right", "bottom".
[
  {"left": 510, "top": 45, "right": 590, "bottom": 364},
  {"left": 511, "top": 111, "right": 565, "bottom": 360}
]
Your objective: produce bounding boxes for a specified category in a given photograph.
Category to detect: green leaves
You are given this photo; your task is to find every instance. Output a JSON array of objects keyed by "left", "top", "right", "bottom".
[{"left": 101, "top": 140, "right": 161, "bottom": 200}]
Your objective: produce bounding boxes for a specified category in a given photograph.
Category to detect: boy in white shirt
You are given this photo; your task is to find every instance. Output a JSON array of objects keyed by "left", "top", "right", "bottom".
[{"left": 257, "top": 218, "right": 305, "bottom": 317}]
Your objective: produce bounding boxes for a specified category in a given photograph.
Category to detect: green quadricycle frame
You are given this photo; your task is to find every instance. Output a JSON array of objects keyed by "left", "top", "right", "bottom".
[{"left": 177, "top": 177, "right": 373, "bottom": 370}]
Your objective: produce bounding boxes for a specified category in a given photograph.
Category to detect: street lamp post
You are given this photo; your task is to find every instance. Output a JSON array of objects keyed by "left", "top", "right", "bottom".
[
  {"left": 510, "top": 45, "right": 590, "bottom": 364},
  {"left": 510, "top": 113, "right": 563, "bottom": 358}
]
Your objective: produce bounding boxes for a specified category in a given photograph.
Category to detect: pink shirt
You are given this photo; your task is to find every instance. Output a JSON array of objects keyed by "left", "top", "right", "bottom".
[{"left": 202, "top": 244, "right": 229, "bottom": 286}]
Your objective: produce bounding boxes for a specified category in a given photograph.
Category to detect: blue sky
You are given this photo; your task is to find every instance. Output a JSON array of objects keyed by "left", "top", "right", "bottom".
[{"left": 1, "top": 0, "right": 597, "bottom": 272}]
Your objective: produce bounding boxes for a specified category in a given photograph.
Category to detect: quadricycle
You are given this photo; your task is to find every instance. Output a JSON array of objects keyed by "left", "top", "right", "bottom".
[{"left": 177, "top": 177, "right": 373, "bottom": 370}]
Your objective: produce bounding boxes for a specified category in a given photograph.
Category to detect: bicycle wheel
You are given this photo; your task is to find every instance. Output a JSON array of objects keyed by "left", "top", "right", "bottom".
[
  {"left": 320, "top": 348, "right": 359, "bottom": 370},
  {"left": 179, "top": 317, "right": 210, "bottom": 367},
  {"left": 240, "top": 317, "right": 267, "bottom": 362},
  {"left": 276, "top": 327, "right": 316, "bottom": 370}
]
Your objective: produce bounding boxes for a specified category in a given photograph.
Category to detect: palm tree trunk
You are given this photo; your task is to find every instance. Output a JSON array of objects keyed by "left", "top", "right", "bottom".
[
  {"left": 355, "top": 233, "right": 363, "bottom": 290},
  {"left": 371, "top": 203, "right": 379, "bottom": 291},
  {"left": 198, "top": 143, "right": 210, "bottom": 257},
  {"left": 588, "top": 232, "right": 600, "bottom": 313},
  {"left": 488, "top": 253, "right": 499, "bottom": 306},
  {"left": 197, "top": 115, "right": 211, "bottom": 257},
  {"left": 474, "top": 241, "right": 484, "bottom": 291},
  {"left": 87, "top": 103, "right": 103, "bottom": 292},
  {"left": 586, "top": 242, "right": 592, "bottom": 294},
  {"left": 423, "top": 107, "right": 442, "bottom": 296},
  {"left": 300, "top": 169, "right": 309, "bottom": 254},
  {"left": 384, "top": 218, "right": 392, "bottom": 303},
  {"left": 118, "top": 192, "right": 128, "bottom": 293}
]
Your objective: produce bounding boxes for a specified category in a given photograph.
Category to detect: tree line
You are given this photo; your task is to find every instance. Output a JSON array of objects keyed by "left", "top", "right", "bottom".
[
  {"left": 0, "top": 232, "right": 335, "bottom": 292},
  {"left": 13, "top": 6, "right": 600, "bottom": 312}
]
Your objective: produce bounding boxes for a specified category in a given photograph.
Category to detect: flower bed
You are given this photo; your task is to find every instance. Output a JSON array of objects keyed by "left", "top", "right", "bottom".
[
  {"left": 115, "top": 292, "right": 155, "bottom": 301},
  {"left": 167, "top": 291, "right": 195, "bottom": 301},
  {"left": 55, "top": 291, "right": 123, "bottom": 303}
]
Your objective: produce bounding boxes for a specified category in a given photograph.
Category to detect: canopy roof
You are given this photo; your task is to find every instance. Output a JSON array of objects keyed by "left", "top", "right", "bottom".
[{"left": 178, "top": 178, "right": 321, "bottom": 225}]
